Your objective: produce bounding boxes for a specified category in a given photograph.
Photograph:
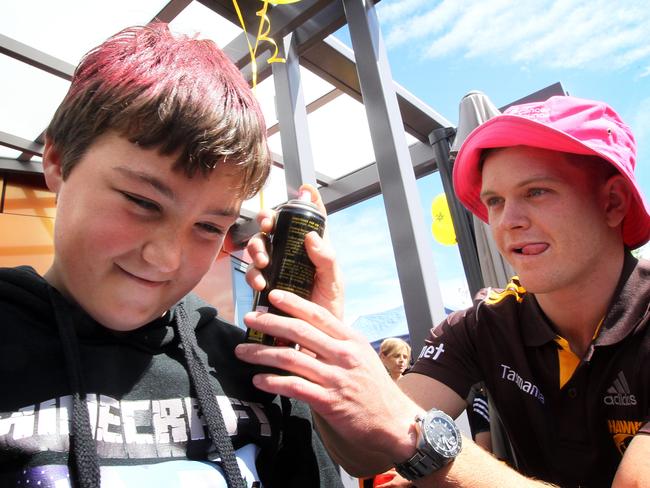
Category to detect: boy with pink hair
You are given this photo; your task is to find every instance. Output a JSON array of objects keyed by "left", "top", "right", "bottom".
[{"left": 0, "top": 24, "right": 343, "bottom": 488}]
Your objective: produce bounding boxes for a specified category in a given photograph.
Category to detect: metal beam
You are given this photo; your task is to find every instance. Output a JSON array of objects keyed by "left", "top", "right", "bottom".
[
  {"left": 272, "top": 31, "right": 317, "bottom": 196},
  {"left": 301, "top": 36, "right": 452, "bottom": 143},
  {"left": 499, "top": 82, "right": 567, "bottom": 112},
  {"left": 0, "top": 34, "right": 74, "bottom": 80},
  {"left": 0, "top": 157, "right": 43, "bottom": 175},
  {"left": 269, "top": 152, "right": 335, "bottom": 187},
  {"left": 152, "top": 0, "right": 193, "bottom": 22},
  {"left": 0, "top": 131, "right": 44, "bottom": 156},
  {"left": 343, "top": 0, "right": 447, "bottom": 354},
  {"left": 266, "top": 88, "right": 342, "bottom": 137},
  {"left": 202, "top": 0, "right": 334, "bottom": 64},
  {"left": 430, "top": 127, "right": 484, "bottom": 297},
  {"left": 214, "top": 0, "right": 445, "bottom": 144},
  {"left": 319, "top": 140, "right": 436, "bottom": 213}
]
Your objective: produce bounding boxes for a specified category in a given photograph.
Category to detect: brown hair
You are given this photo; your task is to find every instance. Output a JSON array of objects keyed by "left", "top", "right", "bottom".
[{"left": 46, "top": 23, "right": 270, "bottom": 199}]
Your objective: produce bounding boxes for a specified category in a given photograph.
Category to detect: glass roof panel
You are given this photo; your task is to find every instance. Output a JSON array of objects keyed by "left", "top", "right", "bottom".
[
  {"left": 0, "top": 56, "right": 70, "bottom": 143},
  {"left": 241, "top": 164, "right": 289, "bottom": 214},
  {"left": 253, "top": 76, "right": 279, "bottom": 130},
  {"left": 169, "top": 1, "right": 242, "bottom": 48},
  {"left": 0, "top": 148, "right": 21, "bottom": 159},
  {"left": 305, "top": 93, "right": 376, "bottom": 179},
  {"left": 1, "top": 0, "right": 169, "bottom": 66},
  {"left": 267, "top": 91, "right": 417, "bottom": 180},
  {"left": 253, "top": 65, "right": 336, "bottom": 130}
]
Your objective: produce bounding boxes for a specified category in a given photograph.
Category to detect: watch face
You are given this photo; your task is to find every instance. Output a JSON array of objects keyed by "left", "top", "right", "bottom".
[{"left": 422, "top": 411, "right": 462, "bottom": 458}]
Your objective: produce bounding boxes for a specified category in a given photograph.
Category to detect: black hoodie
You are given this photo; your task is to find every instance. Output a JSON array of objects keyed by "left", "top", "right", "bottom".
[{"left": 0, "top": 266, "right": 343, "bottom": 488}]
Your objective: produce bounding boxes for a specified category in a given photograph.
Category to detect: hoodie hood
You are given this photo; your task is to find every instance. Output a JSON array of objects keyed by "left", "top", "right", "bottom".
[
  {"left": 0, "top": 265, "right": 180, "bottom": 353},
  {"left": 0, "top": 266, "right": 246, "bottom": 488}
]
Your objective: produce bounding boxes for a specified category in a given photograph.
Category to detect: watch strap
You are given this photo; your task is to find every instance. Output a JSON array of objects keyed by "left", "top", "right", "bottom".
[
  {"left": 395, "top": 448, "right": 443, "bottom": 481},
  {"left": 394, "top": 409, "right": 461, "bottom": 481}
]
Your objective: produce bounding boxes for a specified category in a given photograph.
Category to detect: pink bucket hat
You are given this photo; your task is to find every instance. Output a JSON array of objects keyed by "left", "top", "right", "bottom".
[{"left": 453, "top": 95, "right": 650, "bottom": 248}]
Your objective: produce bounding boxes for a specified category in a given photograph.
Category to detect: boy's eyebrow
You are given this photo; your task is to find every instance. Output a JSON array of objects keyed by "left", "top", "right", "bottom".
[
  {"left": 114, "top": 166, "right": 175, "bottom": 200},
  {"left": 113, "top": 165, "right": 240, "bottom": 218}
]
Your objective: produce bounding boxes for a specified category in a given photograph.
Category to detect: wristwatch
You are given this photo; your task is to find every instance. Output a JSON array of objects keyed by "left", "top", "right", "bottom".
[{"left": 395, "top": 409, "right": 462, "bottom": 481}]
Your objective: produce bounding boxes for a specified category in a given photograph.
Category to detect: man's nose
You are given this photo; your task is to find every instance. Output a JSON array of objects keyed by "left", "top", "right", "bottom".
[{"left": 497, "top": 200, "right": 529, "bottom": 230}]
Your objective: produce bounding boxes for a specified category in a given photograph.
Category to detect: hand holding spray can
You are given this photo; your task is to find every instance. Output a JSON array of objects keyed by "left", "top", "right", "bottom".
[{"left": 245, "top": 193, "right": 326, "bottom": 346}]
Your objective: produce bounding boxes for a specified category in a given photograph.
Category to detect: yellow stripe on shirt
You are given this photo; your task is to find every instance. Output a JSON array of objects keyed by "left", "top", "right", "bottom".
[{"left": 554, "top": 317, "right": 605, "bottom": 389}]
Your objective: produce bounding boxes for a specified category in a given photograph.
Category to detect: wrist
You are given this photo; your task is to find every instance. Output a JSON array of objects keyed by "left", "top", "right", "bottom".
[
  {"left": 390, "top": 407, "right": 424, "bottom": 463},
  {"left": 394, "top": 409, "right": 463, "bottom": 482}
]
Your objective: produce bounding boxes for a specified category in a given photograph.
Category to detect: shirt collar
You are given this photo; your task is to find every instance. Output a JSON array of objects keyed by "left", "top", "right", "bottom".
[
  {"left": 520, "top": 252, "right": 649, "bottom": 348},
  {"left": 520, "top": 294, "right": 557, "bottom": 347},
  {"left": 594, "top": 252, "right": 650, "bottom": 347}
]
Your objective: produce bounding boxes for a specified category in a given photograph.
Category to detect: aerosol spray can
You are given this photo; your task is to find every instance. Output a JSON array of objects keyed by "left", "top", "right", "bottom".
[{"left": 245, "top": 194, "right": 326, "bottom": 346}]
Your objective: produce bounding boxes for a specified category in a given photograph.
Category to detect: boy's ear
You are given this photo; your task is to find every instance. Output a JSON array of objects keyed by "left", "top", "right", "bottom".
[
  {"left": 602, "top": 174, "right": 631, "bottom": 229},
  {"left": 42, "top": 136, "right": 64, "bottom": 194}
]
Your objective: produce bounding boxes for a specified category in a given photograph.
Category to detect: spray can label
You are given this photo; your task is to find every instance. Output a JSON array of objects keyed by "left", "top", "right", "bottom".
[{"left": 245, "top": 198, "right": 325, "bottom": 346}]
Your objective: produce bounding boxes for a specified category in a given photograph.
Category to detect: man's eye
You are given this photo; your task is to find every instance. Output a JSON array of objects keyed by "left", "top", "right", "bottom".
[
  {"left": 122, "top": 192, "right": 159, "bottom": 211},
  {"left": 528, "top": 188, "right": 547, "bottom": 197},
  {"left": 485, "top": 196, "right": 503, "bottom": 207}
]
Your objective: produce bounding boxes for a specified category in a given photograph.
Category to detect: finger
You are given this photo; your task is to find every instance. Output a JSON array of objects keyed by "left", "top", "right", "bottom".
[
  {"left": 242, "top": 307, "right": 343, "bottom": 360},
  {"left": 247, "top": 232, "right": 270, "bottom": 268},
  {"left": 235, "top": 341, "right": 337, "bottom": 387},
  {"left": 249, "top": 371, "right": 335, "bottom": 413},
  {"left": 298, "top": 184, "right": 326, "bottom": 216},
  {"left": 304, "top": 232, "right": 345, "bottom": 319},
  {"left": 295, "top": 344, "right": 317, "bottom": 358},
  {"left": 255, "top": 208, "right": 276, "bottom": 234},
  {"left": 245, "top": 266, "right": 266, "bottom": 292},
  {"left": 265, "top": 290, "right": 353, "bottom": 343}
]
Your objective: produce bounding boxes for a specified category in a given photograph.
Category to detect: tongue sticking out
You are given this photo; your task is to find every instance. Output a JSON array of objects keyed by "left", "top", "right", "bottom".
[{"left": 521, "top": 243, "right": 549, "bottom": 255}]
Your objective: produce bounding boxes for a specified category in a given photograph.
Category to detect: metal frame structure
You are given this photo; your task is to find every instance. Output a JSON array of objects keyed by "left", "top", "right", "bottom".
[{"left": 0, "top": 0, "right": 562, "bottom": 353}]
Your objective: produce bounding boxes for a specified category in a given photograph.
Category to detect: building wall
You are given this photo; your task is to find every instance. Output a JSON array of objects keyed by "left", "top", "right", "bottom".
[{"left": 0, "top": 172, "right": 242, "bottom": 324}]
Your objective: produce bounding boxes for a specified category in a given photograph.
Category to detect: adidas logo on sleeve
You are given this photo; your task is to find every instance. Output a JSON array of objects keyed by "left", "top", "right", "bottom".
[{"left": 603, "top": 371, "right": 637, "bottom": 406}]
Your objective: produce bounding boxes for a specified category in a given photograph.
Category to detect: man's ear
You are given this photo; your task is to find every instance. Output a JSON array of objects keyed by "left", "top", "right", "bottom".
[
  {"left": 602, "top": 174, "right": 631, "bottom": 229},
  {"left": 42, "top": 136, "right": 64, "bottom": 194}
]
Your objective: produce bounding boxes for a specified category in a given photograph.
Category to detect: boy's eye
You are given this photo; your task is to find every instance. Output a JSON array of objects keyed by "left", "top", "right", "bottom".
[
  {"left": 196, "top": 222, "right": 224, "bottom": 235},
  {"left": 122, "top": 192, "right": 160, "bottom": 211}
]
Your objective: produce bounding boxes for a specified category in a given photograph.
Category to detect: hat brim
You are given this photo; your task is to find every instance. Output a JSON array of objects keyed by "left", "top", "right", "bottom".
[{"left": 453, "top": 114, "right": 650, "bottom": 249}]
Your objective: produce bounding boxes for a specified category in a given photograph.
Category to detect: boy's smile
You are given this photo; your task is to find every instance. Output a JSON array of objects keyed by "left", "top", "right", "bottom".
[{"left": 43, "top": 131, "right": 244, "bottom": 331}]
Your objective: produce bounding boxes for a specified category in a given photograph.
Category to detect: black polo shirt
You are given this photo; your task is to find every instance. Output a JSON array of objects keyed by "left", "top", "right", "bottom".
[{"left": 410, "top": 253, "right": 649, "bottom": 488}]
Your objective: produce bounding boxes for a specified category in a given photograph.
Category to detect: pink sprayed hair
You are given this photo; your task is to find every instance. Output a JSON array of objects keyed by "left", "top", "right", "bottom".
[{"left": 47, "top": 23, "right": 270, "bottom": 198}]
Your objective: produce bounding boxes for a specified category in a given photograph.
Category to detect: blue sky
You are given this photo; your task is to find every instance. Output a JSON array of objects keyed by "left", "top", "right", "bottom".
[{"left": 327, "top": 0, "right": 650, "bottom": 325}]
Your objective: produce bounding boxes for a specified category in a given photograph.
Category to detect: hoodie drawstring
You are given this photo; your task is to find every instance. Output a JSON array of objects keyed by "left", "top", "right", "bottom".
[
  {"left": 48, "top": 287, "right": 101, "bottom": 488},
  {"left": 175, "top": 303, "right": 246, "bottom": 488},
  {"left": 49, "top": 289, "right": 245, "bottom": 488}
]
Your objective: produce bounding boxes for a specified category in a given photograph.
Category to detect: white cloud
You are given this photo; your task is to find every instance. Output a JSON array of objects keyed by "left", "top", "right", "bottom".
[
  {"left": 640, "top": 67, "right": 650, "bottom": 78},
  {"left": 378, "top": 0, "right": 431, "bottom": 24},
  {"left": 378, "top": 0, "right": 650, "bottom": 71}
]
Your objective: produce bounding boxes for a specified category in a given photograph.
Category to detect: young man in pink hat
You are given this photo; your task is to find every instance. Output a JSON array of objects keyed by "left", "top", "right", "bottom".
[{"left": 236, "top": 95, "right": 650, "bottom": 487}]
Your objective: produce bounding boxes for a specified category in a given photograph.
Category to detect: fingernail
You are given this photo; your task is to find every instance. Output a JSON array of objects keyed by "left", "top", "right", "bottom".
[{"left": 298, "top": 189, "right": 311, "bottom": 202}]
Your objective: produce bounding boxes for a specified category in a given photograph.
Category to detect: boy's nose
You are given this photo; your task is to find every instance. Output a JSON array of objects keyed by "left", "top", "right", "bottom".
[{"left": 142, "top": 231, "right": 183, "bottom": 273}]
